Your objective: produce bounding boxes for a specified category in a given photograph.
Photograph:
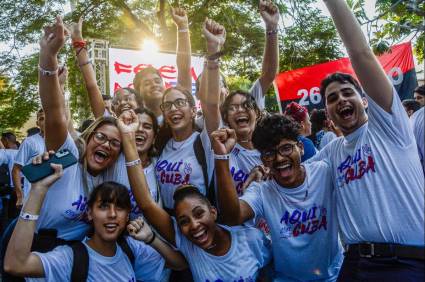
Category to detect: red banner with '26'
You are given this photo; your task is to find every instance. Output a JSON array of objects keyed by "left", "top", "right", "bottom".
[{"left": 274, "top": 42, "right": 418, "bottom": 111}]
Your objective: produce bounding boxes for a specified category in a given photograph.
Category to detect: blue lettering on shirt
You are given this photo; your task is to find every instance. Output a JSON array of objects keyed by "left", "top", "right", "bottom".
[
  {"left": 336, "top": 144, "right": 376, "bottom": 188},
  {"left": 279, "top": 205, "right": 327, "bottom": 238}
]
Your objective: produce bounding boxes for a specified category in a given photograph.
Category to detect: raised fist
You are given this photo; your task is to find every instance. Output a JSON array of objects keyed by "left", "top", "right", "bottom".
[
  {"left": 210, "top": 128, "right": 236, "bottom": 156},
  {"left": 259, "top": 0, "right": 279, "bottom": 30},
  {"left": 202, "top": 18, "right": 226, "bottom": 54},
  {"left": 171, "top": 7, "right": 189, "bottom": 29}
]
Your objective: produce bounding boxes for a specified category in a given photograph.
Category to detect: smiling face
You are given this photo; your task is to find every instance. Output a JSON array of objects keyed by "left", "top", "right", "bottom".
[
  {"left": 86, "top": 124, "right": 121, "bottom": 176},
  {"left": 162, "top": 89, "right": 196, "bottom": 133},
  {"left": 324, "top": 81, "right": 368, "bottom": 136},
  {"left": 112, "top": 89, "right": 139, "bottom": 116},
  {"left": 225, "top": 94, "right": 258, "bottom": 140},
  {"left": 87, "top": 196, "right": 129, "bottom": 243},
  {"left": 135, "top": 113, "right": 156, "bottom": 155},
  {"left": 414, "top": 92, "right": 424, "bottom": 107},
  {"left": 175, "top": 196, "right": 218, "bottom": 250},
  {"left": 138, "top": 72, "right": 165, "bottom": 105},
  {"left": 261, "top": 138, "right": 305, "bottom": 188}
]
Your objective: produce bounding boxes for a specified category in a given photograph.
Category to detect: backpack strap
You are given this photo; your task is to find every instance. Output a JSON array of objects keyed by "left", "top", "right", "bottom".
[
  {"left": 117, "top": 236, "right": 135, "bottom": 267},
  {"left": 193, "top": 135, "right": 216, "bottom": 207},
  {"left": 71, "top": 242, "right": 89, "bottom": 282}
]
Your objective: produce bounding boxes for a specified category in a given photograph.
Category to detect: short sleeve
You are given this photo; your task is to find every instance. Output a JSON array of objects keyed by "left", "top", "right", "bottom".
[
  {"left": 14, "top": 138, "right": 32, "bottom": 166},
  {"left": 240, "top": 182, "right": 265, "bottom": 220},
  {"left": 33, "top": 246, "right": 73, "bottom": 281},
  {"left": 126, "top": 237, "right": 166, "bottom": 282},
  {"left": 58, "top": 133, "right": 80, "bottom": 159},
  {"left": 367, "top": 88, "right": 415, "bottom": 147},
  {"left": 249, "top": 79, "right": 265, "bottom": 111},
  {"left": 0, "top": 150, "right": 7, "bottom": 165}
]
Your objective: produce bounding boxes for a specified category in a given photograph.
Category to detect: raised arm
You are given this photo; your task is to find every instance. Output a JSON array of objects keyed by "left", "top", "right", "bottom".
[
  {"left": 4, "top": 161, "right": 63, "bottom": 277},
  {"left": 12, "top": 164, "right": 23, "bottom": 208},
  {"left": 128, "top": 218, "right": 187, "bottom": 270},
  {"left": 324, "top": 0, "right": 393, "bottom": 112},
  {"left": 38, "top": 17, "right": 68, "bottom": 151},
  {"left": 117, "top": 111, "right": 176, "bottom": 245},
  {"left": 258, "top": 0, "right": 280, "bottom": 95},
  {"left": 200, "top": 19, "right": 225, "bottom": 135},
  {"left": 69, "top": 18, "right": 105, "bottom": 118},
  {"left": 172, "top": 8, "right": 192, "bottom": 91},
  {"left": 211, "top": 128, "right": 255, "bottom": 225}
]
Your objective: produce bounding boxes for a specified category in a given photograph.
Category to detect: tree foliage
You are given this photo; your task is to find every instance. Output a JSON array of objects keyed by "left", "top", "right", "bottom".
[{"left": 0, "top": 0, "right": 346, "bottom": 131}]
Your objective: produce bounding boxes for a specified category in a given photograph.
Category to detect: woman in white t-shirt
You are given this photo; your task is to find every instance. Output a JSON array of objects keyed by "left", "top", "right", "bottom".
[
  {"left": 118, "top": 119, "right": 272, "bottom": 281},
  {"left": 154, "top": 19, "right": 225, "bottom": 212},
  {"left": 4, "top": 166, "right": 187, "bottom": 281},
  {"left": 129, "top": 108, "right": 162, "bottom": 219}
]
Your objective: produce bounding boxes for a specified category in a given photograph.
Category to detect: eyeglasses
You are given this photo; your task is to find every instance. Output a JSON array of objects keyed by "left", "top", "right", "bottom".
[
  {"left": 112, "top": 95, "right": 136, "bottom": 106},
  {"left": 227, "top": 101, "right": 254, "bottom": 113},
  {"left": 92, "top": 132, "right": 121, "bottom": 150},
  {"left": 261, "top": 143, "right": 298, "bottom": 162},
  {"left": 160, "top": 98, "right": 189, "bottom": 111}
]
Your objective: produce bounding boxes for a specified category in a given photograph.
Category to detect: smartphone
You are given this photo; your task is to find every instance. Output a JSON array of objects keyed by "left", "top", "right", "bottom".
[{"left": 22, "top": 149, "right": 78, "bottom": 183}]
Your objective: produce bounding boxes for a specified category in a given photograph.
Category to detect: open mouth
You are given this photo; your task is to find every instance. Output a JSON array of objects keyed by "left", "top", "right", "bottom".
[
  {"left": 170, "top": 114, "right": 184, "bottom": 125},
  {"left": 338, "top": 105, "right": 354, "bottom": 120},
  {"left": 104, "top": 223, "right": 119, "bottom": 233},
  {"left": 94, "top": 150, "right": 109, "bottom": 163},
  {"left": 275, "top": 162, "right": 293, "bottom": 178},
  {"left": 135, "top": 134, "right": 146, "bottom": 144},
  {"left": 191, "top": 229, "right": 209, "bottom": 245},
  {"left": 235, "top": 115, "right": 250, "bottom": 127}
]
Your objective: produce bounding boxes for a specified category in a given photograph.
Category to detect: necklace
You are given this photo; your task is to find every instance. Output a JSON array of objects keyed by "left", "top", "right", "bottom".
[
  {"left": 274, "top": 166, "right": 309, "bottom": 205},
  {"left": 171, "top": 135, "right": 191, "bottom": 151}
]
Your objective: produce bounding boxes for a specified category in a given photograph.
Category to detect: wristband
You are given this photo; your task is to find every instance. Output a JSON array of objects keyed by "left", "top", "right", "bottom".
[
  {"left": 125, "top": 158, "right": 141, "bottom": 167},
  {"left": 206, "top": 50, "right": 225, "bottom": 61},
  {"left": 145, "top": 232, "right": 156, "bottom": 245},
  {"left": 214, "top": 153, "right": 230, "bottom": 160},
  {"left": 79, "top": 60, "right": 92, "bottom": 68},
  {"left": 38, "top": 65, "right": 59, "bottom": 76},
  {"left": 178, "top": 28, "right": 189, "bottom": 33},
  {"left": 20, "top": 211, "right": 39, "bottom": 221},
  {"left": 266, "top": 29, "right": 278, "bottom": 36},
  {"left": 207, "top": 60, "right": 220, "bottom": 70},
  {"left": 72, "top": 40, "right": 86, "bottom": 49}
]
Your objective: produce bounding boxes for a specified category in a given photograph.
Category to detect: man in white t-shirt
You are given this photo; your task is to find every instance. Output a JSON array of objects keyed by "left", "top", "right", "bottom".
[
  {"left": 309, "top": 1, "right": 424, "bottom": 280},
  {"left": 211, "top": 114, "right": 343, "bottom": 281},
  {"left": 13, "top": 109, "right": 46, "bottom": 206}
]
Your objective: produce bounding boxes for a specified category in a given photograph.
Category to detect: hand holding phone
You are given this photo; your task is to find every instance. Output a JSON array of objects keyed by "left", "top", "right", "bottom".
[{"left": 22, "top": 149, "right": 77, "bottom": 183}]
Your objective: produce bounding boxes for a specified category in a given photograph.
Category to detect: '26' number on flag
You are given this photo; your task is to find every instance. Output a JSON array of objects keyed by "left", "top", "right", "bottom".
[{"left": 297, "top": 87, "right": 321, "bottom": 106}]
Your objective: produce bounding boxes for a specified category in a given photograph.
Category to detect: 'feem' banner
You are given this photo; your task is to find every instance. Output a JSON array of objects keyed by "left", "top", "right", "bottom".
[
  {"left": 274, "top": 42, "right": 417, "bottom": 112},
  {"left": 108, "top": 48, "right": 204, "bottom": 97}
]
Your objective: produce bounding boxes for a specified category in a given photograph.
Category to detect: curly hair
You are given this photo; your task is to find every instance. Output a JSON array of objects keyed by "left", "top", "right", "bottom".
[{"left": 252, "top": 114, "right": 301, "bottom": 152}]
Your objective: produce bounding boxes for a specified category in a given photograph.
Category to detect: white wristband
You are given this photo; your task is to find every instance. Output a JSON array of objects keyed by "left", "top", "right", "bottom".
[
  {"left": 38, "top": 65, "right": 59, "bottom": 76},
  {"left": 20, "top": 211, "right": 39, "bottom": 221},
  {"left": 125, "top": 158, "right": 141, "bottom": 167},
  {"left": 214, "top": 154, "right": 230, "bottom": 160},
  {"left": 178, "top": 28, "right": 189, "bottom": 33}
]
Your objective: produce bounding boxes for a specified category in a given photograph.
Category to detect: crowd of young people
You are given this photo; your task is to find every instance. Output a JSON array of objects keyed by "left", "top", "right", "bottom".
[{"left": 0, "top": 0, "right": 424, "bottom": 281}]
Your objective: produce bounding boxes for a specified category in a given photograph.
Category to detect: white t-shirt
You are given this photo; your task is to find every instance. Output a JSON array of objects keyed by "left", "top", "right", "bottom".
[
  {"left": 35, "top": 134, "right": 129, "bottom": 241},
  {"left": 241, "top": 161, "right": 343, "bottom": 281},
  {"left": 411, "top": 108, "right": 424, "bottom": 173},
  {"left": 28, "top": 236, "right": 165, "bottom": 282},
  {"left": 319, "top": 131, "right": 337, "bottom": 150},
  {"left": 250, "top": 79, "right": 265, "bottom": 111},
  {"left": 174, "top": 222, "right": 271, "bottom": 282},
  {"left": 14, "top": 133, "right": 46, "bottom": 198},
  {"left": 129, "top": 160, "right": 161, "bottom": 219},
  {"left": 156, "top": 130, "right": 213, "bottom": 209},
  {"left": 0, "top": 149, "right": 18, "bottom": 187},
  {"left": 310, "top": 89, "right": 425, "bottom": 246}
]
